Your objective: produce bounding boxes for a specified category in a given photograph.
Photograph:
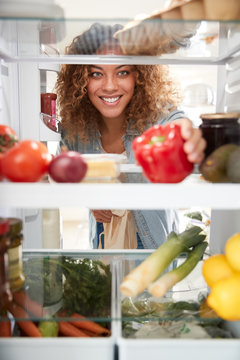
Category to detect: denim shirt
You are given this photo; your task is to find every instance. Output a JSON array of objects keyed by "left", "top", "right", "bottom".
[{"left": 60, "top": 109, "right": 185, "bottom": 249}]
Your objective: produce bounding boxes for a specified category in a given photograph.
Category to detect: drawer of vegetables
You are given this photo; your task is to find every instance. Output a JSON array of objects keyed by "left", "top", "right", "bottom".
[
  {"left": 116, "top": 226, "right": 240, "bottom": 360},
  {"left": 0, "top": 252, "right": 115, "bottom": 360}
]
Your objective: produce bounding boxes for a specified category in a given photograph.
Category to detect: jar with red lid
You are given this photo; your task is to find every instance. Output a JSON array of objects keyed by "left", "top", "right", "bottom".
[
  {"left": 199, "top": 112, "right": 240, "bottom": 157},
  {"left": 0, "top": 218, "right": 12, "bottom": 311}
]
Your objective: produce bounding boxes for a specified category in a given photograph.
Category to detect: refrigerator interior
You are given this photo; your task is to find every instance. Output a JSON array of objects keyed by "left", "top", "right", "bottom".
[
  {"left": 115, "top": 252, "right": 240, "bottom": 360},
  {"left": 0, "top": 11, "right": 240, "bottom": 360}
]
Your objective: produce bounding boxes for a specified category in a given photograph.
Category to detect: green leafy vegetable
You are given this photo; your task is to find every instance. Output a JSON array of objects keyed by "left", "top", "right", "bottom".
[
  {"left": 184, "top": 212, "right": 203, "bottom": 221},
  {"left": 23, "top": 256, "right": 112, "bottom": 318},
  {"left": 62, "top": 257, "right": 111, "bottom": 317}
]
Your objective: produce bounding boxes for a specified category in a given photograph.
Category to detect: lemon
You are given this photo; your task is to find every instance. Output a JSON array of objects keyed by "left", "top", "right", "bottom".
[
  {"left": 207, "top": 274, "right": 240, "bottom": 320},
  {"left": 202, "top": 254, "right": 235, "bottom": 288},
  {"left": 225, "top": 233, "right": 240, "bottom": 271}
]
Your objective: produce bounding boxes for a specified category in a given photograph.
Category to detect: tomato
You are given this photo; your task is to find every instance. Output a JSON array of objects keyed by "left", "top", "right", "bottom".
[
  {"left": 0, "top": 125, "right": 18, "bottom": 180},
  {"left": 0, "top": 153, "right": 4, "bottom": 180},
  {"left": 0, "top": 124, "right": 18, "bottom": 153},
  {"left": 1, "top": 140, "right": 52, "bottom": 182}
]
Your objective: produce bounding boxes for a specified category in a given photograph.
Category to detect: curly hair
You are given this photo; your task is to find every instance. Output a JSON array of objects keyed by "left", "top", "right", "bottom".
[{"left": 55, "top": 23, "right": 181, "bottom": 142}]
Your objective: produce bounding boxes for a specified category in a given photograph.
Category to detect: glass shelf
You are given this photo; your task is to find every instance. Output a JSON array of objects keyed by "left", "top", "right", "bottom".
[{"left": 1, "top": 18, "right": 240, "bottom": 64}]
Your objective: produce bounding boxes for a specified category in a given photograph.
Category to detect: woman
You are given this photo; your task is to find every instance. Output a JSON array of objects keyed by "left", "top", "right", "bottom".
[{"left": 56, "top": 23, "right": 206, "bottom": 249}]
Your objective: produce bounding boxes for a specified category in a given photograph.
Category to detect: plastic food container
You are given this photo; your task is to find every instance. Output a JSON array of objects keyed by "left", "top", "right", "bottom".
[
  {"left": 82, "top": 154, "right": 127, "bottom": 181},
  {"left": 116, "top": 253, "right": 240, "bottom": 360}
]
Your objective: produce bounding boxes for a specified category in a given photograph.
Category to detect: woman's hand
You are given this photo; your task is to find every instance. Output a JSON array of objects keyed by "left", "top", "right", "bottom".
[
  {"left": 91, "top": 210, "right": 113, "bottom": 223},
  {"left": 174, "top": 118, "right": 206, "bottom": 164}
]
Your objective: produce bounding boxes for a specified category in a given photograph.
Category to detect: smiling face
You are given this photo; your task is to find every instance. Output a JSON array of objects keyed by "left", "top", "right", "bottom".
[{"left": 87, "top": 64, "right": 136, "bottom": 123}]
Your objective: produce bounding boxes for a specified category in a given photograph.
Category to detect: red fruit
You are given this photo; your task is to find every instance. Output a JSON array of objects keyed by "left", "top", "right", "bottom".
[{"left": 2, "top": 140, "right": 52, "bottom": 182}]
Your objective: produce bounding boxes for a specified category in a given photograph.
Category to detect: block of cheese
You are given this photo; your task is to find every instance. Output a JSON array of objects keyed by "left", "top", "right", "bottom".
[{"left": 82, "top": 154, "right": 127, "bottom": 180}]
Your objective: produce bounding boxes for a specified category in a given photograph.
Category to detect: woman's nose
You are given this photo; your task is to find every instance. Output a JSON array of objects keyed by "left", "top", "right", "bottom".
[{"left": 102, "top": 75, "right": 118, "bottom": 91}]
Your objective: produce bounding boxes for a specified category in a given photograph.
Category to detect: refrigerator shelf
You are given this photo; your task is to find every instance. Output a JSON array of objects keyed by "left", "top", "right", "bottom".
[
  {"left": 1, "top": 18, "right": 240, "bottom": 64},
  {"left": 0, "top": 177, "right": 239, "bottom": 209}
]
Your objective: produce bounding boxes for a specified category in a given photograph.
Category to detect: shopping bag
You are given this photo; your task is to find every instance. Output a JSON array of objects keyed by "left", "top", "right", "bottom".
[{"left": 99, "top": 210, "right": 137, "bottom": 249}]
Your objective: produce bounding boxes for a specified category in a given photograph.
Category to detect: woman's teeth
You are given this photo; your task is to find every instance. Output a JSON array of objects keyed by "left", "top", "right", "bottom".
[{"left": 102, "top": 96, "right": 120, "bottom": 103}]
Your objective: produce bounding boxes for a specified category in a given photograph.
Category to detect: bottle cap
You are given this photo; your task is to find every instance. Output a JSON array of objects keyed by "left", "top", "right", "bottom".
[{"left": 200, "top": 113, "right": 240, "bottom": 120}]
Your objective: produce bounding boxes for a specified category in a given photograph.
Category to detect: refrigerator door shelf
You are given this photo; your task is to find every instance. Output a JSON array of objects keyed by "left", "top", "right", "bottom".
[{"left": 40, "top": 113, "right": 61, "bottom": 141}]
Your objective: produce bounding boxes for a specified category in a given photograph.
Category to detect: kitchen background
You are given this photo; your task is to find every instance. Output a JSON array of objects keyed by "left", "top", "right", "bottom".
[{"left": 45, "top": 0, "right": 216, "bottom": 249}]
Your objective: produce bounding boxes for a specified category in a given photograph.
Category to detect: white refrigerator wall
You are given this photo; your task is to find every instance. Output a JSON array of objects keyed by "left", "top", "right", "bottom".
[{"left": 0, "top": 6, "right": 240, "bottom": 251}]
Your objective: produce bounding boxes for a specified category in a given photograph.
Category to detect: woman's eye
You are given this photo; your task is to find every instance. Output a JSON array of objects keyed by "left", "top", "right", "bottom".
[
  {"left": 89, "top": 72, "right": 102, "bottom": 78},
  {"left": 118, "top": 70, "right": 129, "bottom": 76}
]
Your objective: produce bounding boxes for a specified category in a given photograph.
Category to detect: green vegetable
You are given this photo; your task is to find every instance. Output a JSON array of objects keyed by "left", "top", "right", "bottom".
[
  {"left": 185, "top": 211, "right": 203, "bottom": 222},
  {"left": 23, "top": 257, "right": 63, "bottom": 306},
  {"left": 62, "top": 258, "right": 112, "bottom": 317},
  {"left": 120, "top": 226, "right": 206, "bottom": 297},
  {"left": 38, "top": 320, "right": 59, "bottom": 337},
  {"left": 23, "top": 256, "right": 112, "bottom": 319},
  {"left": 148, "top": 242, "right": 208, "bottom": 297},
  {"left": 121, "top": 298, "right": 228, "bottom": 339}
]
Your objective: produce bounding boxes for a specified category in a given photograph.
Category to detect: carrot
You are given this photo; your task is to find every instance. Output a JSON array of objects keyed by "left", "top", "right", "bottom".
[
  {"left": 7, "top": 302, "right": 42, "bottom": 337},
  {"left": 79, "top": 329, "right": 99, "bottom": 337},
  {"left": 0, "top": 314, "right": 11, "bottom": 337},
  {"left": 13, "top": 291, "right": 46, "bottom": 318},
  {"left": 59, "top": 321, "right": 89, "bottom": 337},
  {"left": 68, "top": 313, "right": 110, "bottom": 336}
]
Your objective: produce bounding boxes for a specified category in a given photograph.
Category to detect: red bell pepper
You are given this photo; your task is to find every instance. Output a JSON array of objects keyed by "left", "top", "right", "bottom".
[{"left": 132, "top": 123, "right": 193, "bottom": 183}]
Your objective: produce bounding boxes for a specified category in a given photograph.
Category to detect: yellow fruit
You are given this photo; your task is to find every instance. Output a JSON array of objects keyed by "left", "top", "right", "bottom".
[
  {"left": 207, "top": 274, "right": 240, "bottom": 320},
  {"left": 202, "top": 254, "right": 235, "bottom": 288},
  {"left": 225, "top": 233, "right": 240, "bottom": 271}
]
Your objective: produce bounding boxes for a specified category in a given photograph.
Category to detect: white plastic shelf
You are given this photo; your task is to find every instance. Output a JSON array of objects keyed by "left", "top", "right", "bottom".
[{"left": 0, "top": 176, "right": 239, "bottom": 209}]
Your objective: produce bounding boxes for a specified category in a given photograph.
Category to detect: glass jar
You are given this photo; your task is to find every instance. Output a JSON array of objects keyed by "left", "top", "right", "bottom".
[
  {"left": 199, "top": 112, "right": 240, "bottom": 157},
  {"left": 41, "top": 93, "right": 57, "bottom": 116},
  {"left": 7, "top": 218, "right": 25, "bottom": 292},
  {"left": 0, "top": 218, "right": 12, "bottom": 310}
]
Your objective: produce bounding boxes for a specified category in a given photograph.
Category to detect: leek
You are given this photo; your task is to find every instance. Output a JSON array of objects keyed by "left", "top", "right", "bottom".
[
  {"left": 148, "top": 241, "right": 208, "bottom": 298},
  {"left": 120, "top": 226, "right": 206, "bottom": 297}
]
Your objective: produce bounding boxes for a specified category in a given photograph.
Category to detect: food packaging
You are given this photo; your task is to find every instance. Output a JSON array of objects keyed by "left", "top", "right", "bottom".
[
  {"left": 181, "top": 0, "right": 205, "bottom": 19},
  {"left": 204, "top": 0, "right": 240, "bottom": 20},
  {"left": 81, "top": 154, "right": 127, "bottom": 181},
  {"left": 114, "top": 1, "right": 199, "bottom": 56},
  {"left": 41, "top": 93, "right": 57, "bottom": 116},
  {"left": 114, "top": 0, "right": 240, "bottom": 56}
]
